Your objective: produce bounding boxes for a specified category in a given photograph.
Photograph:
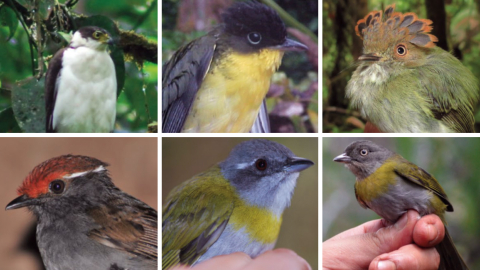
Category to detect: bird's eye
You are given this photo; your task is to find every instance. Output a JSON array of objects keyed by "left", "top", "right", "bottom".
[
  {"left": 50, "top": 180, "right": 65, "bottom": 194},
  {"left": 360, "top": 149, "right": 368, "bottom": 156},
  {"left": 247, "top": 32, "right": 262, "bottom": 45},
  {"left": 93, "top": 31, "right": 102, "bottom": 39},
  {"left": 255, "top": 159, "right": 267, "bottom": 171},
  {"left": 396, "top": 44, "right": 407, "bottom": 56}
]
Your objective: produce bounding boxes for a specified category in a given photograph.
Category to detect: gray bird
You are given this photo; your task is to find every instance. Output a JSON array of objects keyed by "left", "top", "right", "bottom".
[
  {"left": 162, "top": 139, "right": 314, "bottom": 269},
  {"left": 45, "top": 26, "right": 117, "bottom": 133},
  {"left": 6, "top": 155, "right": 157, "bottom": 270}
]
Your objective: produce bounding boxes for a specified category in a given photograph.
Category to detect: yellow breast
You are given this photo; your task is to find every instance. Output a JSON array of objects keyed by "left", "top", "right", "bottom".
[{"left": 182, "top": 48, "right": 284, "bottom": 133}]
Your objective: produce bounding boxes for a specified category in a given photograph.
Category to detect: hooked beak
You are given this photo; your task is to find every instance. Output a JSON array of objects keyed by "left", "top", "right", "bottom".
[
  {"left": 358, "top": 53, "right": 382, "bottom": 62},
  {"left": 333, "top": 153, "right": 352, "bottom": 163},
  {"left": 284, "top": 156, "right": 314, "bottom": 173},
  {"left": 274, "top": 38, "right": 308, "bottom": 52},
  {"left": 6, "top": 195, "right": 38, "bottom": 210}
]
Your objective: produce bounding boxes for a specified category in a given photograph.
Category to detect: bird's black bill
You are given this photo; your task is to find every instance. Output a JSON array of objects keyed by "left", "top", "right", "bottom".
[
  {"left": 275, "top": 38, "right": 308, "bottom": 52},
  {"left": 6, "top": 195, "right": 36, "bottom": 210},
  {"left": 358, "top": 53, "right": 382, "bottom": 61},
  {"left": 333, "top": 153, "right": 352, "bottom": 163},
  {"left": 285, "top": 157, "right": 314, "bottom": 173}
]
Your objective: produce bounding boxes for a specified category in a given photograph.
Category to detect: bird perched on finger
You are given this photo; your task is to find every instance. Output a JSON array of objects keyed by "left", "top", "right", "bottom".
[
  {"left": 346, "top": 4, "right": 479, "bottom": 133},
  {"left": 46, "top": 26, "right": 117, "bottom": 133},
  {"left": 334, "top": 140, "right": 468, "bottom": 270},
  {"left": 162, "top": 139, "right": 314, "bottom": 269},
  {"left": 162, "top": 1, "right": 307, "bottom": 133},
  {"left": 6, "top": 155, "right": 157, "bottom": 270}
]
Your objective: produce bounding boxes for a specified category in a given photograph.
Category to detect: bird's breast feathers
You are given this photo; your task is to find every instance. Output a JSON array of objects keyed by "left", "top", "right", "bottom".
[
  {"left": 181, "top": 48, "right": 284, "bottom": 133},
  {"left": 53, "top": 47, "right": 117, "bottom": 132}
]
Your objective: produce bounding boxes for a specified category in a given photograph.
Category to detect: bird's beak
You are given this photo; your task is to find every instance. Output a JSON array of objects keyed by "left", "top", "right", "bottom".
[
  {"left": 274, "top": 38, "right": 308, "bottom": 52},
  {"left": 99, "top": 34, "right": 114, "bottom": 46},
  {"left": 5, "top": 195, "right": 38, "bottom": 210},
  {"left": 333, "top": 153, "right": 352, "bottom": 163},
  {"left": 358, "top": 53, "right": 382, "bottom": 62},
  {"left": 284, "top": 157, "right": 314, "bottom": 173}
]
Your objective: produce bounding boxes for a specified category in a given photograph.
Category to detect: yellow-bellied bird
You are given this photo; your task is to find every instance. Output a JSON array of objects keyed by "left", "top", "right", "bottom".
[
  {"left": 162, "top": 1, "right": 307, "bottom": 133},
  {"left": 45, "top": 26, "right": 117, "bottom": 133}
]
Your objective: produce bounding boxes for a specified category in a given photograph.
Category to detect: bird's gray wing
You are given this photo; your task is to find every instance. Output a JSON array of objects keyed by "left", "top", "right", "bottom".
[
  {"left": 87, "top": 200, "right": 158, "bottom": 263},
  {"left": 162, "top": 34, "right": 217, "bottom": 133},
  {"left": 250, "top": 99, "right": 271, "bottom": 133},
  {"left": 45, "top": 48, "right": 66, "bottom": 133}
]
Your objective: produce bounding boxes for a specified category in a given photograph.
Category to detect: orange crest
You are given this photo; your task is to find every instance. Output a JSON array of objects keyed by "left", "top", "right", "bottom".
[
  {"left": 18, "top": 155, "right": 108, "bottom": 199},
  {"left": 355, "top": 4, "right": 438, "bottom": 49}
]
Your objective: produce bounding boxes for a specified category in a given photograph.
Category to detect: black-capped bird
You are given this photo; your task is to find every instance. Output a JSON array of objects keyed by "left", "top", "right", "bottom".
[
  {"left": 162, "top": 1, "right": 307, "bottom": 133},
  {"left": 45, "top": 26, "right": 117, "bottom": 133}
]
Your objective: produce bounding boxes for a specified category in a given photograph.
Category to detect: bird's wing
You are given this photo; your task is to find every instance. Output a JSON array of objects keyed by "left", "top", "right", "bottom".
[
  {"left": 250, "top": 99, "right": 271, "bottom": 133},
  {"left": 45, "top": 48, "right": 66, "bottom": 133},
  {"left": 162, "top": 167, "right": 234, "bottom": 269},
  {"left": 87, "top": 198, "right": 158, "bottom": 263},
  {"left": 162, "top": 34, "right": 217, "bottom": 133},
  {"left": 393, "top": 158, "right": 453, "bottom": 211},
  {"left": 419, "top": 49, "right": 479, "bottom": 133}
]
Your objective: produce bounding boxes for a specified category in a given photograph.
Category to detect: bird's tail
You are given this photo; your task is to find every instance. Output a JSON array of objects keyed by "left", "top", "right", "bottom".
[{"left": 437, "top": 227, "right": 469, "bottom": 270}]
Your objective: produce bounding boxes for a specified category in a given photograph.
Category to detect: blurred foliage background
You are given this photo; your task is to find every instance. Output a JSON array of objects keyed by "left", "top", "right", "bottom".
[
  {"left": 323, "top": 137, "right": 480, "bottom": 269},
  {"left": 0, "top": 0, "right": 158, "bottom": 132},
  {"left": 323, "top": 0, "right": 480, "bottom": 132},
  {"left": 162, "top": 0, "right": 318, "bottom": 132},
  {"left": 163, "top": 137, "right": 318, "bottom": 269}
]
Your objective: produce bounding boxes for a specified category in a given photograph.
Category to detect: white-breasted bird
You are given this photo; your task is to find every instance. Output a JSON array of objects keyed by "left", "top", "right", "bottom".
[{"left": 45, "top": 26, "right": 117, "bottom": 133}]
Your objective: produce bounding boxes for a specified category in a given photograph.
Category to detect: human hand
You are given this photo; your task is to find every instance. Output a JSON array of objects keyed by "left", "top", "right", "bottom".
[
  {"left": 323, "top": 210, "right": 444, "bottom": 270},
  {"left": 171, "top": 249, "right": 311, "bottom": 270}
]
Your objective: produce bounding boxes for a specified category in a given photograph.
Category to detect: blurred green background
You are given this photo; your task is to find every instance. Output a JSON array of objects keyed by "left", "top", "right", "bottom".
[
  {"left": 323, "top": 0, "right": 480, "bottom": 132},
  {"left": 162, "top": 0, "right": 318, "bottom": 132},
  {"left": 163, "top": 137, "right": 318, "bottom": 269},
  {"left": 0, "top": 0, "right": 157, "bottom": 132},
  {"left": 323, "top": 137, "right": 480, "bottom": 269}
]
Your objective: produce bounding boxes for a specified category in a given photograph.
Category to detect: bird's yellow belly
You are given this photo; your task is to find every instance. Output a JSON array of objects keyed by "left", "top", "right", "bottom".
[{"left": 182, "top": 49, "right": 283, "bottom": 133}]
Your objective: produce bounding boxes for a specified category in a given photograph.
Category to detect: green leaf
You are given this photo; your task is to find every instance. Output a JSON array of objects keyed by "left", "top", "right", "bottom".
[
  {"left": 73, "top": 15, "right": 126, "bottom": 96},
  {"left": 0, "top": 5, "right": 18, "bottom": 41},
  {"left": 11, "top": 77, "right": 46, "bottom": 133},
  {"left": 0, "top": 107, "right": 21, "bottom": 132}
]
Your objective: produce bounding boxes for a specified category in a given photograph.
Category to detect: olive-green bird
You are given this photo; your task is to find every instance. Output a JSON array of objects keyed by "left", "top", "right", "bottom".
[
  {"left": 334, "top": 140, "right": 468, "bottom": 270},
  {"left": 162, "top": 139, "right": 314, "bottom": 269},
  {"left": 162, "top": 1, "right": 307, "bottom": 133},
  {"left": 347, "top": 4, "right": 479, "bottom": 133}
]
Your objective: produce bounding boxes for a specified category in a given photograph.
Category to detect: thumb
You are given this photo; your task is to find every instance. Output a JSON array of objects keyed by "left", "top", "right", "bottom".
[
  {"left": 323, "top": 211, "right": 420, "bottom": 270},
  {"left": 367, "top": 211, "right": 420, "bottom": 256}
]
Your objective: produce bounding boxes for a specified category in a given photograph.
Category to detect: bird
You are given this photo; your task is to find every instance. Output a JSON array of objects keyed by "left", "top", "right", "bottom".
[
  {"left": 334, "top": 140, "right": 468, "bottom": 270},
  {"left": 346, "top": 4, "right": 479, "bottom": 133},
  {"left": 45, "top": 26, "right": 117, "bottom": 133},
  {"left": 5, "top": 155, "right": 157, "bottom": 270},
  {"left": 162, "top": 139, "right": 314, "bottom": 269},
  {"left": 162, "top": 1, "right": 307, "bottom": 133}
]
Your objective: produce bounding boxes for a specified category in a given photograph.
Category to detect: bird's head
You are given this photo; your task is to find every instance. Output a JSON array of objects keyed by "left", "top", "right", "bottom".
[
  {"left": 219, "top": 139, "right": 313, "bottom": 216},
  {"left": 220, "top": 1, "right": 307, "bottom": 54},
  {"left": 70, "top": 26, "right": 114, "bottom": 51},
  {"left": 355, "top": 4, "right": 438, "bottom": 67},
  {"left": 6, "top": 155, "right": 111, "bottom": 216}
]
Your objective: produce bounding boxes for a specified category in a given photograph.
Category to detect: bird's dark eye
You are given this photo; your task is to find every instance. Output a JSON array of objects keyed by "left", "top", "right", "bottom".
[
  {"left": 255, "top": 159, "right": 267, "bottom": 171},
  {"left": 50, "top": 180, "right": 65, "bottom": 194},
  {"left": 93, "top": 31, "right": 102, "bottom": 39},
  {"left": 396, "top": 44, "right": 407, "bottom": 56},
  {"left": 360, "top": 149, "right": 368, "bottom": 156},
  {"left": 247, "top": 32, "right": 262, "bottom": 45}
]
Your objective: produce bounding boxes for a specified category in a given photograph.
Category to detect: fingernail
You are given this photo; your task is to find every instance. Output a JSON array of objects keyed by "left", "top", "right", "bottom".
[
  {"left": 377, "top": 260, "right": 396, "bottom": 270},
  {"left": 395, "top": 213, "right": 408, "bottom": 230}
]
